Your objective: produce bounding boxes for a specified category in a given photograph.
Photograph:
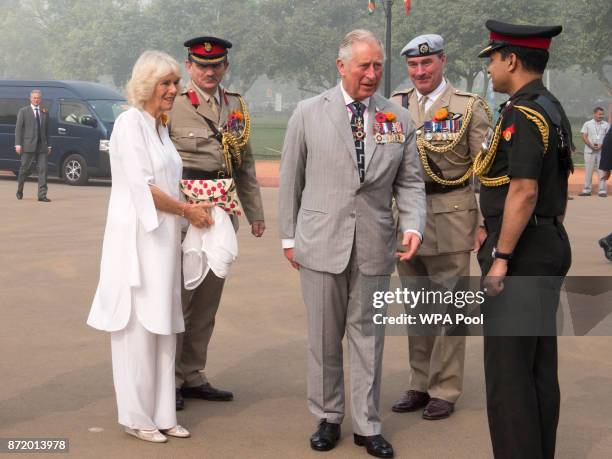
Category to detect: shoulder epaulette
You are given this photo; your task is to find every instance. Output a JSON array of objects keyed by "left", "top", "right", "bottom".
[
  {"left": 514, "top": 104, "right": 550, "bottom": 153},
  {"left": 454, "top": 89, "right": 478, "bottom": 98},
  {"left": 392, "top": 87, "right": 415, "bottom": 98},
  {"left": 223, "top": 89, "right": 243, "bottom": 98}
]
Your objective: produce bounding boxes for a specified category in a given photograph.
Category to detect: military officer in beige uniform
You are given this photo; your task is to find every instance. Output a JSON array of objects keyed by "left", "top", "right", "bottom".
[
  {"left": 169, "top": 36, "right": 265, "bottom": 410},
  {"left": 391, "top": 34, "right": 490, "bottom": 420}
]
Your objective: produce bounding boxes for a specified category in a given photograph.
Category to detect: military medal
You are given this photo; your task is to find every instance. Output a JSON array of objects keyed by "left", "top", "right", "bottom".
[
  {"left": 374, "top": 111, "right": 405, "bottom": 144},
  {"left": 353, "top": 117, "right": 366, "bottom": 141}
]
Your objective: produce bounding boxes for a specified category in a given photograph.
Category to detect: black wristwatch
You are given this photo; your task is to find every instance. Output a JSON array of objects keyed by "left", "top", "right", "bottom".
[{"left": 492, "top": 247, "right": 512, "bottom": 260}]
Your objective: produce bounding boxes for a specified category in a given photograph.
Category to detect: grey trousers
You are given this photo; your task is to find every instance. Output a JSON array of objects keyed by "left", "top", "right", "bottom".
[
  {"left": 17, "top": 150, "right": 48, "bottom": 199},
  {"left": 300, "top": 250, "right": 389, "bottom": 436},
  {"left": 397, "top": 252, "right": 470, "bottom": 403}
]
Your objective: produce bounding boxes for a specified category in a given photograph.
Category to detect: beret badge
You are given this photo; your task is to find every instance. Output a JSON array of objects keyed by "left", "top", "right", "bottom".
[{"left": 419, "top": 43, "right": 429, "bottom": 55}]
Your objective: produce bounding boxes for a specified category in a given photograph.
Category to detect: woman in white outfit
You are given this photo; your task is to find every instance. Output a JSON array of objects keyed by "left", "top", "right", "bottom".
[{"left": 87, "top": 50, "right": 213, "bottom": 443}]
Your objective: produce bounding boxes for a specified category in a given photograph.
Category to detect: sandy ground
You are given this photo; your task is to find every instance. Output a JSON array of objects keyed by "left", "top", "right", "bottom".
[{"left": 1, "top": 169, "right": 611, "bottom": 459}]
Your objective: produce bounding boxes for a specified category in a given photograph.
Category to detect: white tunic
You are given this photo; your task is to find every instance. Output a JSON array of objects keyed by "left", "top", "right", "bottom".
[{"left": 88, "top": 108, "right": 184, "bottom": 335}]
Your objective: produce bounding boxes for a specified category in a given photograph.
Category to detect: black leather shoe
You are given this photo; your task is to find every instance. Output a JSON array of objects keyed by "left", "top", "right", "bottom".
[
  {"left": 310, "top": 420, "right": 340, "bottom": 452},
  {"left": 354, "top": 434, "right": 394, "bottom": 458},
  {"left": 599, "top": 237, "right": 612, "bottom": 262},
  {"left": 16, "top": 192, "right": 22, "bottom": 200},
  {"left": 175, "top": 389, "right": 184, "bottom": 411},
  {"left": 391, "top": 390, "right": 430, "bottom": 413},
  {"left": 181, "top": 383, "right": 233, "bottom": 401},
  {"left": 38, "top": 197, "right": 51, "bottom": 202},
  {"left": 422, "top": 398, "right": 454, "bottom": 420}
]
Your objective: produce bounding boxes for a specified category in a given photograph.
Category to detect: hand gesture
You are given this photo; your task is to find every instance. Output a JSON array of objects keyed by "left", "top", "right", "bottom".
[
  {"left": 283, "top": 248, "right": 300, "bottom": 270},
  {"left": 185, "top": 201, "right": 214, "bottom": 229},
  {"left": 251, "top": 220, "right": 266, "bottom": 237},
  {"left": 396, "top": 232, "right": 421, "bottom": 262}
]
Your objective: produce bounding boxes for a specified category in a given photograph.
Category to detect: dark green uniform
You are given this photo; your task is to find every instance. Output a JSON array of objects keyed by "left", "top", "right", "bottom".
[{"left": 477, "top": 79, "right": 572, "bottom": 459}]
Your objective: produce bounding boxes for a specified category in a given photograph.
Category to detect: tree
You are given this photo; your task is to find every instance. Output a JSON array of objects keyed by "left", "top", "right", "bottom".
[
  {"left": 557, "top": 0, "right": 612, "bottom": 97},
  {"left": 258, "top": 0, "right": 379, "bottom": 94}
]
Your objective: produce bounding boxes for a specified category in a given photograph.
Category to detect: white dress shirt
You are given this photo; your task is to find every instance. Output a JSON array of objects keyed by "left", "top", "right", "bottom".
[{"left": 415, "top": 78, "right": 447, "bottom": 114}]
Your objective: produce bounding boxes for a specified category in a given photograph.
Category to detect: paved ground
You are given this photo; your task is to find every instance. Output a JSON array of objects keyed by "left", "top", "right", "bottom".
[{"left": 1, "top": 171, "right": 612, "bottom": 459}]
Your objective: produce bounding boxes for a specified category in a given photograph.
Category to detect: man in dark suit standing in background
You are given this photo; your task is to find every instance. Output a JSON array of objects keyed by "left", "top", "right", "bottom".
[{"left": 15, "top": 89, "right": 52, "bottom": 202}]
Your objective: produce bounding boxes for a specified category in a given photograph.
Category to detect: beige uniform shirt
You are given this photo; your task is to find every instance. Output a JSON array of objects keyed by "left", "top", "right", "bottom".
[
  {"left": 392, "top": 83, "right": 490, "bottom": 255},
  {"left": 169, "top": 80, "right": 264, "bottom": 223}
]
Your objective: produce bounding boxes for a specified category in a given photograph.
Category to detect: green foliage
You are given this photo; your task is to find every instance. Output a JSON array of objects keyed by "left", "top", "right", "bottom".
[{"left": 0, "top": 0, "right": 609, "bottom": 97}]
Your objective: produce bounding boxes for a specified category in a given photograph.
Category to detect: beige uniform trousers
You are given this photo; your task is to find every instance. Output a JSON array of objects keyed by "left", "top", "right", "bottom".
[{"left": 397, "top": 252, "right": 470, "bottom": 403}]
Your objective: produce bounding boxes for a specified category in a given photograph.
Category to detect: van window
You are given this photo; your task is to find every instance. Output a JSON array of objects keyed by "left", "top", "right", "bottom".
[
  {"left": 88, "top": 100, "right": 129, "bottom": 123},
  {"left": 60, "top": 101, "right": 95, "bottom": 126},
  {"left": 0, "top": 99, "right": 28, "bottom": 124}
]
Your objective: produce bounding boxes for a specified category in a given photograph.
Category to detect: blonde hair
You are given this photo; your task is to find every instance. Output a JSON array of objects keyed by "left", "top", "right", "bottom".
[
  {"left": 125, "top": 50, "right": 181, "bottom": 109},
  {"left": 338, "top": 29, "right": 385, "bottom": 63}
]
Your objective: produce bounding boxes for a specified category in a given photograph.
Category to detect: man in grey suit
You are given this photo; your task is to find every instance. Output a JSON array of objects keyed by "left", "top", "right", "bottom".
[
  {"left": 279, "top": 29, "right": 426, "bottom": 458},
  {"left": 15, "top": 89, "right": 52, "bottom": 202}
]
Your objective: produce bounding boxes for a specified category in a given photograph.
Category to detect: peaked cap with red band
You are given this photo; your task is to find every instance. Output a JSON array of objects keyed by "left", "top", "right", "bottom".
[
  {"left": 184, "top": 36, "right": 233, "bottom": 64},
  {"left": 478, "top": 20, "right": 562, "bottom": 58}
]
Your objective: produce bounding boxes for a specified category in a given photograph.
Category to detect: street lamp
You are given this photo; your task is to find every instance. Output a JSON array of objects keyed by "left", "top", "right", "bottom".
[{"left": 370, "top": 0, "right": 395, "bottom": 98}]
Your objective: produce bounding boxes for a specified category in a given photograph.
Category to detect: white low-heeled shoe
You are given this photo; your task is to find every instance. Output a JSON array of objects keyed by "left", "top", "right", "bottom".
[
  {"left": 161, "top": 425, "right": 191, "bottom": 438},
  {"left": 124, "top": 427, "right": 168, "bottom": 443}
]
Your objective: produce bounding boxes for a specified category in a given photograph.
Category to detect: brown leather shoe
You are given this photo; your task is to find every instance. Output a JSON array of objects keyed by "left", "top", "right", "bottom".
[
  {"left": 391, "top": 390, "right": 430, "bottom": 413},
  {"left": 422, "top": 398, "right": 454, "bottom": 420}
]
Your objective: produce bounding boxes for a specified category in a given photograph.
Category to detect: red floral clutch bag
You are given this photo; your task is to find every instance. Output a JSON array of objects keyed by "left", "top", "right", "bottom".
[{"left": 180, "top": 179, "right": 244, "bottom": 216}]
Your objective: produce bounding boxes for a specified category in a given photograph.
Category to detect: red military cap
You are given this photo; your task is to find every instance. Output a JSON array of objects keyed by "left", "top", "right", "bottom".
[
  {"left": 478, "top": 20, "right": 562, "bottom": 58},
  {"left": 184, "top": 36, "right": 233, "bottom": 64}
]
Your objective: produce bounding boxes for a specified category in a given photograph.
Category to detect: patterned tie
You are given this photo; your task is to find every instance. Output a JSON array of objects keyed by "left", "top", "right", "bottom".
[{"left": 349, "top": 101, "right": 366, "bottom": 183}]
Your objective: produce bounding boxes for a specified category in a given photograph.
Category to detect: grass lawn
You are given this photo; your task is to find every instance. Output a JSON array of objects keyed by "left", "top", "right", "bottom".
[
  {"left": 249, "top": 113, "right": 590, "bottom": 166},
  {"left": 250, "top": 113, "right": 289, "bottom": 160}
]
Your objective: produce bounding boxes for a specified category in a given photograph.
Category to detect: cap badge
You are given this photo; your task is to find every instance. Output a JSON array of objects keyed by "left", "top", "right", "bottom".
[
  {"left": 419, "top": 43, "right": 430, "bottom": 55},
  {"left": 204, "top": 42, "right": 213, "bottom": 53}
]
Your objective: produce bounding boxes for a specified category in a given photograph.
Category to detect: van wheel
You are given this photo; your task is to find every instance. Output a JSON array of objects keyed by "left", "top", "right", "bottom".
[{"left": 62, "top": 154, "right": 89, "bottom": 186}]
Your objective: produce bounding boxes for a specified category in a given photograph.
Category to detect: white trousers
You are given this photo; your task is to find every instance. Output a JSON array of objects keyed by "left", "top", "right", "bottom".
[
  {"left": 111, "top": 311, "right": 177, "bottom": 430},
  {"left": 582, "top": 151, "right": 606, "bottom": 193}
]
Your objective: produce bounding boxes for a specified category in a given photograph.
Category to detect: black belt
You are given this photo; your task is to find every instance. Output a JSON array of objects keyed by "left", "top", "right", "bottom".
[
  {"left": 425, "top": 181, "right": 469, "bottom": 195},
  {"left": 182, "top": 168, "right": 229, "bottom": 180},
  {"left": 484, "top": 215, "right": 558, "bottom": 232}
]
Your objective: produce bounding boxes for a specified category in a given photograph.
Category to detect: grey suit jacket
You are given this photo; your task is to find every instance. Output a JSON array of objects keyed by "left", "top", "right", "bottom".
[
  {"left": 15, "top": 105, "right": 49, "bottom": 153},
  {"left": 279, "top": 85, "right": 426, "bottom": 276}
]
